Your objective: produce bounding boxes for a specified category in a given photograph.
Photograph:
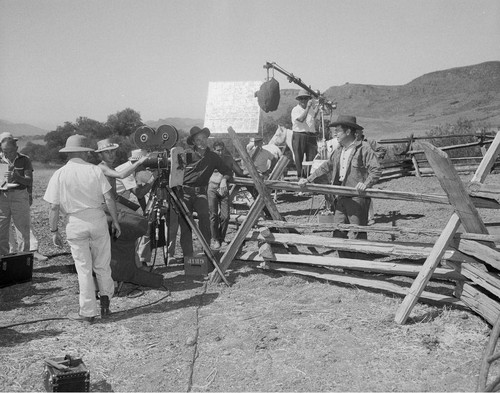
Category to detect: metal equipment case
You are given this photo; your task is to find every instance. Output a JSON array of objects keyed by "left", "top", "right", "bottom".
[
  {"left": 43, "top": 356, "right": 90, "bottom": 392},
  {"left": 0, "top": 252, "right": 34, "bottom": 288}
]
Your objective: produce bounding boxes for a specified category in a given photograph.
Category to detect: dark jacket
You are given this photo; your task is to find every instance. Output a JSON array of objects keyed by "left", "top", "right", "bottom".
[{"left": 183, "top": 147, "right": 232, "bottom": 187}]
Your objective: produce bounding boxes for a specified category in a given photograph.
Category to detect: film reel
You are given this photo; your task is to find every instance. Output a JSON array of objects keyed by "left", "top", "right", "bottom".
[
  {"left": 133, "top": 126, "right": 155, "bottom": 150},
  {"left": 131, "top": 124, "right": 179, "bottom": 150},
  {"left": 156, "top": 124, "right": 179, "bottom": 150}
]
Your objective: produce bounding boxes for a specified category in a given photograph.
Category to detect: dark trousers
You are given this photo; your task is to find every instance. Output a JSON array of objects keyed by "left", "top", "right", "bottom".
[
  {"left": 292, "top": 132, "right": 318, "bottom": 178},
  {"left": 333, "top": 196, "right": 370, "bottom": 259},
  {"left": 207, "top": 182, "right": 230, "bottom": 243},
  {"left": 178, "top": 188, "right": 211, "bottom": 257}
]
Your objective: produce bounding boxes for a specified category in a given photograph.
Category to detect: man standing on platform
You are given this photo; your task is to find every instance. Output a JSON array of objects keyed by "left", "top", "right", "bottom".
[
  {"left": 44, "top": 134, "right": 121, "bottom": 323},
  {"left": 291, "top": 89, "right": 320, "bottom": 179}
]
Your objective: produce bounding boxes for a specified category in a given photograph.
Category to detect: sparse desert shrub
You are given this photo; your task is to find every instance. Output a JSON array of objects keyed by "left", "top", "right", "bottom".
[{"left": 425, "top": 118, "right": 492, "bottom": 158}]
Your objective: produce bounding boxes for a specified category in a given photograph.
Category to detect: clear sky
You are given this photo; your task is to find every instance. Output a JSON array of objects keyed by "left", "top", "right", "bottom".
[{"left": 0, "top": 0, "right": 499, "bottom": 130}]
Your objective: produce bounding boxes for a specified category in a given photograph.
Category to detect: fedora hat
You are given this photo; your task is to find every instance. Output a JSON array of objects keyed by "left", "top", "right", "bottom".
[
  {"left": 95, "top": 138, "right": 119, "bottom": 153},
  {"left": 187, "top": 126, "right": 210, "bottom": 145},
  {"left": 296, "top": 89, "right": 311, "bottom": 100},
  {"left": 128, "top": 149, "right": 149, "bottom": 161},
  {"left": 250, "top": 136, "right": 263, "bottom": 143},
  {"left": 0, "top": 132, "right": 18, "bottom": 143},
  {"left": 59, "top": 134, "right": 95, "bottom": 153},
  {"left": 329, "top": 115, "right": 364, "bottom": 131}
]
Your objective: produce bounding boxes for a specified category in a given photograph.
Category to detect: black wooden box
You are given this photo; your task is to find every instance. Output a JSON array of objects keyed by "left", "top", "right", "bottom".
[
  {"left": 43, "top": 356, "right": 90, "bottom": 392},
  {"left": 0, "top": 252, "right": 34, "bottom": 288}
]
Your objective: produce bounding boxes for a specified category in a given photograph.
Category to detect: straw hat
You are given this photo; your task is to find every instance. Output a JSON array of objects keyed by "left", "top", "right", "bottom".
[
  {"left": 329, "top": 115, "right": 364, "bottom": 131},
  {"left": 128, "top": 149, "right": 149, "bottom": 161},
  {"left": 296, "top": 89, "right": 311, "bottom": 100},
  {"left": 95, "top": 138, "right": 119, "bottom": 153},
  {"left": 187, "top": 126, "right": 210, "bottom": 145},
  {"left": 59, "top": 134, "right": 95, "bottom": 152},
  {"left": 0, "top": 132, "right": 18, "bottom": 143}
]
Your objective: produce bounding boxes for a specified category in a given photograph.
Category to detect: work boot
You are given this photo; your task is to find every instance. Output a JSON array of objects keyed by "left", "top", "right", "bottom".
[
  {"left": 211, "top": 240, "right": 221, "bottom": 250},
  {"left": 67, "top": 312, "right": 95, "bottom": 324},
  {"left": 33, "top": 251, "right": 48, "bottom": 261},
  {"left": 100, "top": 295, "right": 111, "bottom": 317}
]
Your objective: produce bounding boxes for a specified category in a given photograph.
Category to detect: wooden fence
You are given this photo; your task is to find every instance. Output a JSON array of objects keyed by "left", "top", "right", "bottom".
[
  {"left": 208, "top": 128, "right": 500, "bottom": 329},
  {"left": 378, "top": 130, "right": 499, "bottom": 179}
]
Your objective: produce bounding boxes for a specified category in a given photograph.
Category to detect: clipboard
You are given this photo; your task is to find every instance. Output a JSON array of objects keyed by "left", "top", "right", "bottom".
[
  {"left": 0, "top": 163, "right": 8, "bottom": 189},
  {"left": 0, "top": 163, "right": 18, "bottom": 190}
]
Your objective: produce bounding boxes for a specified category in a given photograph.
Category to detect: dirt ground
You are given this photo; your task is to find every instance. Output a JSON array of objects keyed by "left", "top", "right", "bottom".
[{"left": 1, "top": 167, "right": 500, "bottom": 392}]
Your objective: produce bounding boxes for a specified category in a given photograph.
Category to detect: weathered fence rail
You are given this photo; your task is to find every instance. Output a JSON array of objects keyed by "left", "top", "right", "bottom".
[{"left": 211, "top": 129, "right": 500, "bottom": 330}]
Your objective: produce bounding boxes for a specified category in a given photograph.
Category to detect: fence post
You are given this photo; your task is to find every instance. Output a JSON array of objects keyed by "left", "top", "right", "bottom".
[{"left": 408, "top": 134, "right": 421, "bottom": 177}]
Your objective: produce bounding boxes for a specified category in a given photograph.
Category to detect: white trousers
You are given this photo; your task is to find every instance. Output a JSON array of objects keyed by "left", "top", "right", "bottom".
[
  {"left": 0, "top": 189, "right": 30, "bottom": 256},
  {"left": 10, "top": 226, "right": 39, "bottom": 252},
  {"left": 66, "top": 208, "right": 114, "bottom": 317}
]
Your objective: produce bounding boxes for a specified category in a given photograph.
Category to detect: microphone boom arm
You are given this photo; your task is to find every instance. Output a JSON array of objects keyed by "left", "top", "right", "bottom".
[{"left": 264, "top": 61, "right": 336, "bottom": 110}]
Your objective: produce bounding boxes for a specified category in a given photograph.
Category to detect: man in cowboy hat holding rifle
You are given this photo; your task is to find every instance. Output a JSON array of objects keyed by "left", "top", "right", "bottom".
[
  {"left": 298, "top": 115, "right": 381, "bottom": 253},
  {"left": 170, "top": 126, "right": 232, "bottom": 258},
  {"left": 43, "top": 134, "right": 121, "bottom": 323},
  {"left": 291, "top": 89, "right": 320, "bottom": 179}
]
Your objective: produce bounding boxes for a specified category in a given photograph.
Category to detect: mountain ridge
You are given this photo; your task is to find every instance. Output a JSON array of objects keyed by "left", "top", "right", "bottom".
[
  {"left": 270, "top": 61, "right": 500, "bottom": 139},
  {"left": 2, "top": 61, "right": 499, "bottom": 140}
]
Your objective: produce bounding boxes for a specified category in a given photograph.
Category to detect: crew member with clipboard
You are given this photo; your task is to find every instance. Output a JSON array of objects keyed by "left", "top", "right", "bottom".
[{"left": 0, "top": 134, "right": 33, "bottom": 256}]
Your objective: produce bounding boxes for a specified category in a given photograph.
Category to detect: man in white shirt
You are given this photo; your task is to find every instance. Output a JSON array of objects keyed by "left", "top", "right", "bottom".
[
  {"left": 44, "top": 134, "right": 121, "bottom": 323},
  {"left": 291, "top": 89, "right": 320, "bottom": 179}
]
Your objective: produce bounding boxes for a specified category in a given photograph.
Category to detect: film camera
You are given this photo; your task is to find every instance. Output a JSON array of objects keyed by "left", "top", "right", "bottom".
[
  {"left": 129, "top": 124, "right": 185, "bottom": 258},
  {"left": 129, "top": 124, "right": 228, "bottom": 283},
  {"left": 131, "top": 124, "right": 180, "bottom": 170},
  {"left": 132, "top": 124, "right": 179, "bottom": 152}
]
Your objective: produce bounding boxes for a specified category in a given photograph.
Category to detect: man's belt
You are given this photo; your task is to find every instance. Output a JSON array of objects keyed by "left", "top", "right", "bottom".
[
  {"left": 293, "top": 131, "right": 318, "bottom": 137},
  {"left": 183, "top": 185, "right": 207, "bottom": 193}
]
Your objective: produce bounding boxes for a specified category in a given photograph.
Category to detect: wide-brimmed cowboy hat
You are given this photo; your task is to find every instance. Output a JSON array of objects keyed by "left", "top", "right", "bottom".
[
  {"left": 329, "top": 115, "right": 364, "bottom": 131},
  {"left": 128, "top": 149, "right": 149, "bottom": 161},
  {"left": 296, "top": 89, "right": 311, "bottom": 100},
  {"left": 0, "top": 132, "right": 19, "bottom": 143},
  {"left": 187, "top": 126, "right": 210, "bottom": 145},
  {"left": 95, "top": 138, "right": 119, "bottom": 153},
  {"left": 59, "top": 134, "right": 95, "bottom": 153}
]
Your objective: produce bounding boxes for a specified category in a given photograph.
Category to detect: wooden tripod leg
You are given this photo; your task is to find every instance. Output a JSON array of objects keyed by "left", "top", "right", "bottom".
[{"left": 167, "top": 187, "right": 230, "bottom": 286}]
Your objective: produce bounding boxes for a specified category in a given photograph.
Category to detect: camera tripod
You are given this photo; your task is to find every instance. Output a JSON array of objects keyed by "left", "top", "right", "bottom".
[{"left": 145, "top": 147, "right": 230, "bottom": 286}]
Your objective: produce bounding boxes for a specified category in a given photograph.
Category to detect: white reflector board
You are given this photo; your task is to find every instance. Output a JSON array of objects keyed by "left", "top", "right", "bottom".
[{"left": 204, "top": 81, "right": 261, "bottom": 134}]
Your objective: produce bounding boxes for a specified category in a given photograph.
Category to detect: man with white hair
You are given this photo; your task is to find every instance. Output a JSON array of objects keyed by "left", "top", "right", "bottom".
[{"left": 44, "top": 134, "right": 121, "bottom": 323}]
